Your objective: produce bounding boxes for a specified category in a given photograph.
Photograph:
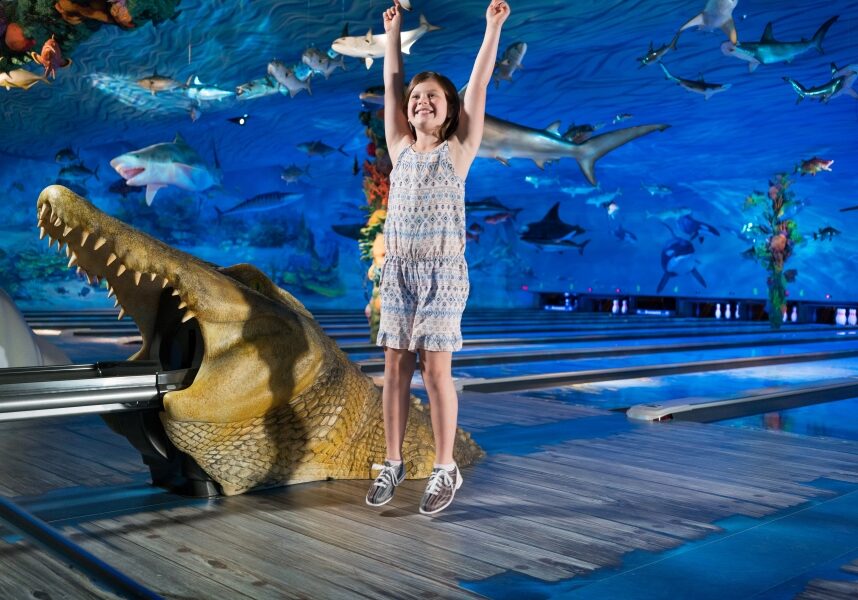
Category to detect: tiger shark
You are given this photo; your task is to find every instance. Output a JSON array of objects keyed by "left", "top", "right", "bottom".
[
  {"left": 479, "top": 115, "right": 669, "bottom": 186},
  {"left": 721, "top": 16, "right": 838, "bottom": 72},
  {"left": 331, "top": 14, "right": 440, "bottom": 69},
  {"left": 109, "top": 133, "right": 221, "bottom": 206}
]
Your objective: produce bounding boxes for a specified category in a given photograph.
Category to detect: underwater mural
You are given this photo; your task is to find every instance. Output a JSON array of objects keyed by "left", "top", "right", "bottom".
[{"left": 0, "top": 0, "right": 857, "bottom": 311}]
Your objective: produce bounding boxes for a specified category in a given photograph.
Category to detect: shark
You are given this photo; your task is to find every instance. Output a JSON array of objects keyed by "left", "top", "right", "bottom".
[
  {"left": 493, "top": 41, "right": 527, "bottom": 87},
  {"left": 520, "top": 202, "right": 590, "bottom": 254},
  {"left": 678, "top": 0, "right": 739, "bottom": 44},
  {"left": 0, "top": 287, "right": 69, "bottom": 368},
  {"left": 659, "top": 63, "right": 731, "bottom": 99},
  {"left": 214, "top": 191, "right": 304, "bottom": 221},
  {"left": 721, "top": 16, "right": 838, "bottom": 72},
  {"left": 637, "top": 32, "right": 681, "bottom": 68},
  {"left": 0, "top": 68, "right": 50, "bottom": 90},
  {"left": 657, "top": 226, "right": 707, "bottom": 293},
  {"left": 479, "top": 116, "right": 669, "bottom": 186},
  {"left": 109, "top": 133, "right": 221, "bottom": 206},
  {"left": 331, "top": 15, "right": 441, "bottom": 69},
  {"left": 784, "top": 62, "right": 858, "bottom": 103}
]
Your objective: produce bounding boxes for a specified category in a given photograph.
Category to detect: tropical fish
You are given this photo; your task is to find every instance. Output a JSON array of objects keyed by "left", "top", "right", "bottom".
[
  {"left": 641, "top": 182, "right": 672, "bottom": 196},
  {"left": 109, "top": 133, "right": 221, "bottom": 205},
  {"left": 660, "top": 63, "right": 731, "bottom": 99},
  {"left": 29, "top": 35, "right": 72, "bottom": 80},
  {"left": 214, "top": 192, "right": 303, "bottom": 221},
  {"left": 297, "top": 140, "right": 347, "bottom": 157},
  {"left": 784, "top": 62, "right": 858, "bottom": 103},
  {"left": 301, "top": 47, "right": 346, "bottom": 79},
  {"left": 796, "top": 157, "right": 834, "bottom": 176},
  {"left": 493, "top": 41, "right": 527, "bottom": 88},
  {"left": 657, "top": 226, "right": 707, "bottom": 293},
  {"left": 721, "top": 16, "right": 838, "bottom": 72},
  {"left": 358, "top": 85, "right": 385, "bottom": 107},
  {"left": 55, "top": 147, "right": 79, "bottom": 163},
  {"left": 281, "top": 164, "right": 310, "bottom": 184},
  {"left": 637, "top": 33, "right": 680, "bottom": 68},
  {"left": 484, "top": 210, "right": 522, "bottom": 224},
  {"left": 561, "top": 123, "right": 603, "bottom": 144},
  {"left": 331, "top": 14, "right": 441, "bottom": 69},
  {"left": 236, "top": 77, "right": 280, "bottom": 100},
  {"left": 678, "top": 0, "right": 739, "bottom": 44},
  {"left": 0, "top": 68, "right": 50, "bottom": 90},
  {"left": 813, "top": 226, "right": 840, "bottom": 241},
  {"left": 267, "top": 61, "right": 312, "bottom": 97},
  {"left": 58, "top": 163, "right": 99, "bottom": 182},
  {"left": 677, "top": 214, "right": 720, "bottom": 243},
  {"left": 184, "top": 75, "right": 235, "bottom": 102},
  {"left": 137, "top": 73, "right": 183, "bottom": 95},
  {"left": 520, "top": 202, "right": 590, "bottom": 253}
]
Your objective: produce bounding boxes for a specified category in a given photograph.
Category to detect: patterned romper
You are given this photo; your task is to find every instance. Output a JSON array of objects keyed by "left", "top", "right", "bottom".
[{"left": 376, "top": 140, "right": 470, "bottom": 352}]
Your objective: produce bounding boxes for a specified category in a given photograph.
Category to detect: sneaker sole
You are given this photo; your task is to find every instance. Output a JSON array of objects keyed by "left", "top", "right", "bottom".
[{"left": 419, "top": 471, "right": 463, "bottom": 515}]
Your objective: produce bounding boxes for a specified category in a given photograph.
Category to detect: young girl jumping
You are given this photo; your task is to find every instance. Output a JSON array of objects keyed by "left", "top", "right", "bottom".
[{"left": 366, "top": 0, "right": 510, "bottom": 515}]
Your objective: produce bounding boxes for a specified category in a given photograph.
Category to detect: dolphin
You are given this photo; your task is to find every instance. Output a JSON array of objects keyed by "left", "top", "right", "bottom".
[
  {"left": 0, "top": 68, "right": 50, "bottom": 90},
  {"left": 657, "top": 225, "right": 707, "bottom": 293},
  {"left": 721, "top": 16, "right": 838, "bottom": 72},
  {"left": 479, "top": 116, "right": 669, "bottom": 185},
  {"left": 784, "top": 62, "right": 858, "bottom": 103},
  {"left": 678, "top": 0, "right": 739, "bottom": 44},
  {"left": 660, "top": 63, "right": 731, "bottom": 99},
  {"left": 331, "top": 15, "right": 441, "bottom": 69},
  {"left": 520, "top": 202, "right": 590, "bottom": 253},
  {"left": 109, "top": 133, "right": 221, "bottom": 206}
]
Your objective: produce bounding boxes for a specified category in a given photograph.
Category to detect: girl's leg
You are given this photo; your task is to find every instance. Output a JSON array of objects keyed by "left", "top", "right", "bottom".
[
  {"left": 418, "top": 349, "right": 457, "bottom": 465},
  {"left": 382, "top": 346, "right": 417, "bottom": 460}
]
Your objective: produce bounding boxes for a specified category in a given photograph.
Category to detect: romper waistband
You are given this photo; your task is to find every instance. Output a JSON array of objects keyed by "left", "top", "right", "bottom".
[{"left": 385, "top": 254, "right": 465, "bottom": 263}]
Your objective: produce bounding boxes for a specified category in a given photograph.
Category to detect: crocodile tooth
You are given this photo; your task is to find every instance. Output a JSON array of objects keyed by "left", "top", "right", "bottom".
[
  {"left": 113, "top": 298, "right": 120, "bottom": 308},
  {"left": 67, "top": 253, "right": 78, "bottom": 268},
  {"left": 181, "top": 311, "right": 196, "bottom": 323},
  {"left": 53, "top": 217, "right": 62, "bottom": 227},
  {"left": 39, "top": 227, "right": 46, "bottom": 240},
  {"left": 134, "top": 271, "right": 142, "bottom": 285},
  {"left": 117, "top": 264, "right": 127, "bottom": 276},
  {"left": 149, "top": 273, "right": 158, "bottom": 282},
  {"left": 48, "top": 236, "right": 56, "bottom": 249},
  {"left": 107, "top": 253, "right": 117, "bottom": 266},
  {"left": 58, "top": 241, "right": 66, "bottom": 253},
  {"left": 63, "top": 225, "right": 73, "bottom": 237},
  {"left": 171, "top": 289, "right": 180, "bottom": 297},
  {"left": 65, "top": 245, "right": 71, "bottom": 258},
  {"left": 93, "top": 237, "right": 107, "bottom": 250},
  {"left": 80, "top": 231, "right": 91, "bottom": 247},
  {"left": 118, "top": 308, "right": 126, "bottom": 320},
  {"left": 177, "top": 300, "right": 188, "bottom": 309},
  {"left": 39, "top": 205, "right": 49, "bottom": 219},
  {"left": 161, "top": 277, "right": 169, "bottom": 289},
  {"left": 75, "top": 267, "right": 82, "bottom": 276},
  {"left": 107, "top": 287, "right": 115, "bottom": 299}
]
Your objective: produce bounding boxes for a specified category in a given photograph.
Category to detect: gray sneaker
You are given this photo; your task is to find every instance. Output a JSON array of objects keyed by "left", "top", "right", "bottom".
[
  {"left": 419, "top": 465, "right": 463, "bottom": 515},
  {"left": 366, "top": 461, "right": 406, "bottom": 507}
]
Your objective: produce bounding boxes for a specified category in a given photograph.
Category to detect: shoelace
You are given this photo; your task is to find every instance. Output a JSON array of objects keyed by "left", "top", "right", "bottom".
[
  {"left": 371, "top": 463, "right": 400, "bottom": 489},
  {"left": 425, "top": 468, "right": 454, "bottom": 496}
]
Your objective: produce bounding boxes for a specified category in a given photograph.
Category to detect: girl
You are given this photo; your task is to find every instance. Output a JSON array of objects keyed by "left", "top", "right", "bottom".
[{"left": 366, "top": 0, "right": 510, "bottom": 515}]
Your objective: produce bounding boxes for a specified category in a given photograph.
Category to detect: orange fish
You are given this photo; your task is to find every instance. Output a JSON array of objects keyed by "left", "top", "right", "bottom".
[
  {"left": 29, "top": 35, "right": 72, "bottom": 79},
  {"left": 797, "top": 156, "right": 834, "bottom": 176},
  {"left": 4, "top": 22, "right": 35, "bottom": 53}
]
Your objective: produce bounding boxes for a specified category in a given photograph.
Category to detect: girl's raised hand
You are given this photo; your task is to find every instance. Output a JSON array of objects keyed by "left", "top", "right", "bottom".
[
  {"left": 486, "top": 0, "right": 510, "bottom": 28},
  {"left": 383, "top": 1, "right": 402, "bottom": 33}
]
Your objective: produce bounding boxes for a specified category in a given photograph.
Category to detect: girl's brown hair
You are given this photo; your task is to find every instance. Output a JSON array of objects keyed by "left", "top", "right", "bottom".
[{"left": 402, "top": 71, "right": 461, "bottom": 141}]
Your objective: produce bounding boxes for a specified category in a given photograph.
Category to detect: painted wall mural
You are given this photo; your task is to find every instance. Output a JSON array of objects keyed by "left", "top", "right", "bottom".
[{"left": 0, "top": 0, "right": 856, "bottom": 312}]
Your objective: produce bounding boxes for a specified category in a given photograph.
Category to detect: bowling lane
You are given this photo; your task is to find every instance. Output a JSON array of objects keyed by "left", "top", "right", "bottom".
[
  {"left": 718, "top": 395, "right": 858, "bottom": 442},
  {"left": 520, "top": 360, "right": 858, "bottom": 410}
]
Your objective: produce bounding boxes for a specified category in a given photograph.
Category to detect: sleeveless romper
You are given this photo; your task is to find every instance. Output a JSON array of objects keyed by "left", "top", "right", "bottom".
[{"left": 376, "top": 140, "right": 470, "bottom": 352}]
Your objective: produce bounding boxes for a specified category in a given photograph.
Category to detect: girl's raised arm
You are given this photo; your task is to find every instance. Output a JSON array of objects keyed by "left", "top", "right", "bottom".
[
  {"left": 455, "top": 0, "right": 510, "bottom": 160},
  {"left": 383, "top": 1, "right": 412, "bottom": 160}
]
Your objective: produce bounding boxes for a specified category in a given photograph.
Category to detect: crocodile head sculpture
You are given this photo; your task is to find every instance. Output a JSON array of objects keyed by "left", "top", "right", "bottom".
[{"left": 36, "top": 185, "right": 482, "bottom": 495}]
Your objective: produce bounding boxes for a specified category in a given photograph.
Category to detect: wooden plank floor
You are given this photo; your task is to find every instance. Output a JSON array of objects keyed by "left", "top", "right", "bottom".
[{"left": 1, "top": 391, "right": 857, "bottom": 598}]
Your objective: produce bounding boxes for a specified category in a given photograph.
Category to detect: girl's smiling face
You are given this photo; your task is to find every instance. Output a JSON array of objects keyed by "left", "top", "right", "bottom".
[{"left": 408, "top": 79, "right": 448, "bottom": 133}]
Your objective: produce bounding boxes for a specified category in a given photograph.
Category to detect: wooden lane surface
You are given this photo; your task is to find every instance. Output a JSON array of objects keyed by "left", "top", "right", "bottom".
[{"left": 0, "top": 393, "right": 856, "bottom": 597}]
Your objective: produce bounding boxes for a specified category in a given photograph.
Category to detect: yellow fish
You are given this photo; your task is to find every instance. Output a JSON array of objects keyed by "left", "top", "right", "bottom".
[{"left": 0, "top": 69, "right": 50, "bottom": 90}]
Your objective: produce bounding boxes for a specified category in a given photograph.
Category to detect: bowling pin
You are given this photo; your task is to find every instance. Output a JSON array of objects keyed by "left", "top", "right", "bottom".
[
  {"left": 725, "top": 303, "right": 732, "bottom": 319},
  {"left": 612, "top": 299, "right": 619, "bottom": 314},
  {"left": 791, "top": 305, "right": 798, "bottom": 323},
  {"left": 735, "top": 303, "right": 741, "bottom": 320},
  {"left": 782, "top": 306, "right": 788, "bottom": 322},
  {"left": 621, "top": 299, "right": 628, "bottom": 314},
  {"left": 836, "top": 308, "right": 847, "bottom": 326},
  {"left": 715, "top": 303, "right": 721, "bottom": 319},
  {"left": 849, "top": 308, "right": 857, "bottom": 327}
]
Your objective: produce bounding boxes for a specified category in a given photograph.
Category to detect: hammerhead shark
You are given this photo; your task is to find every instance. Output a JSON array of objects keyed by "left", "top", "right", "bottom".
[
  {"left": 722, "top": 16, "right": 838, "bottom": 72},
  {"left": 678, "top": 0, "right": 739, "bottom": 44},
  {"left": 479, "top": 116, "right": 669, "bottom": 186},
  {"left": 331, "top": 15, "right": 440, "bottom": 69},
  {"left": 660, "top": 63, "right": 731, "bottom": 99},
  {"left": 784, "top": 62, "right": 858, "bottom": 103},
  {"left": 109, "top": 133, "right": 221, "bottom": 205}
]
